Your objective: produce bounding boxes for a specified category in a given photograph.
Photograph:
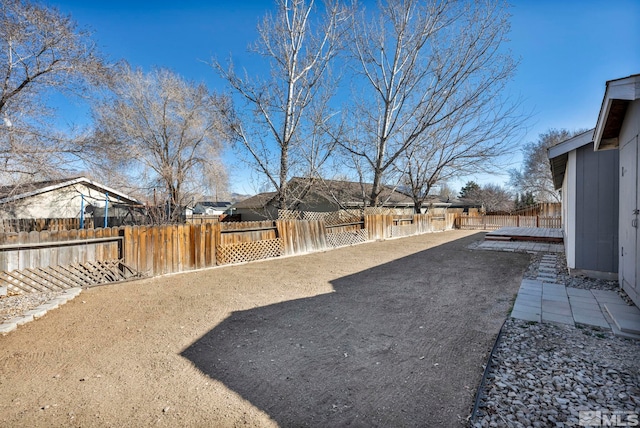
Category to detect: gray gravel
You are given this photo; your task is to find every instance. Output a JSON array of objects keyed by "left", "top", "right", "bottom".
[
  {"left": 0, "top": 291, "right": 64, "bottom": 322},
  {"left": 472, "top": 251, "right": 640, "bottom": 427},
  {"left": 473, "top": 319, "right": 640, "bottom": 427}
]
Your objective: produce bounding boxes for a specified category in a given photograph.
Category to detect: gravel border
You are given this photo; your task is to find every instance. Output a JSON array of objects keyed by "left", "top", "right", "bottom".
[
  {"left": 0, "top": 291, "right": 65, "bottom": 322},
  {"left": 0, "top": 289, "right": 82, "bottom": 335},
  {"left": 472, "top": 318, "right": 640, "bottom": 427}
]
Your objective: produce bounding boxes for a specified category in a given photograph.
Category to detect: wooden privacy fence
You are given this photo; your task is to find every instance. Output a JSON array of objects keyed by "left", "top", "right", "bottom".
[
  {"left": 364, "top": 213, "right": 457, "bottom": 240},
  {"left": 121, "top": 224, "right": 218, "bottom": 276},
  {"left": 1, "top": 210, "right": 567, "bottom": 294},
  {"left": 3, "top": 209, "right": 509, "bottom": 294},
  {"left": 456, "top": 215, "right": 561, "bottom": 230},
  {"left": 186, "top": 215, "right": 220, "bottom": 225},
  {"left": 512, "top": 202, "right": 562, "bottom": 218},
  {"left": 0, "top": 227, "right": 138, "bottom": 294},
  {"left": 107, "top": 218, "right": 370, "bottom": 275},
  {"left": 0, "top": 218, "right": 94, "bottom": 233},
  {"left": 1, "top": 212, "right": 464, "bottom": 289}
]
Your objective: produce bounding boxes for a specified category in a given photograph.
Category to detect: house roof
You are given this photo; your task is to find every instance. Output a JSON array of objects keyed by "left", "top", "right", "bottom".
[
  {"left": 446, "top": 197, "right": 479, "bottom": 209},
  {"left": 197, "top": 201, "right": 232, "bottom": 208},
  {"left": 231, "top": 177, "right": 414, "bottom": 210},
  {"left": 594, "top": 73, "right": 640, "bottom": 150},
  {"left": 548, "top": 129, "right": 595, "bottom": 190},
  {"left": 287, "top": 177, "right": 413, "bottom": 208},
  {"left": 0, "top": 176, "right": 142, "bottom": 205},
  {"left": 192, "top": 201, "right": 232, "bottom": 213},
  {"left": 422, "top": 195, "right": 453, "bottom": 207},
  {"left": 232, "top": 192, "right": 277, "bottom": 209}
]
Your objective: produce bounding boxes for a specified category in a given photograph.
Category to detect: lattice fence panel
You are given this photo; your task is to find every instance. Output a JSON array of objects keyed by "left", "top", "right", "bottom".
[
  {"left": 301, "top": 211, "right": 329, "bottom": 221},
  {"left": 331, "top": 211, "right": 362, "bottom": 226},
  {"left": 0, "top": 259, "right": 141, "bottom": 294},
  {"left": 365, "top": 207, "right": 414, "bottom": 216},
  {"left": 391, "top": 224, "right": 417, "bottom": 238},
  {"left": 326, "top": 229, "right": 369, "bottom": 248},
  {"left": 278, "top": 210, "right": 301, "bottom": 220},
  {"left": 301, "top": 210, "right": 363, "bottom": 226},
  {"left": 364, "top": 207, "right": 395, "bottom": 215},
  {"left": 216, "top": 238, "right": 284, "bottom": 265}
]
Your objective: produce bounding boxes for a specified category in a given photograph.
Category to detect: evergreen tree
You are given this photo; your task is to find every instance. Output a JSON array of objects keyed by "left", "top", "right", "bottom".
[{"left": 459, "top": 181, "right": 480, "bottom": 199}]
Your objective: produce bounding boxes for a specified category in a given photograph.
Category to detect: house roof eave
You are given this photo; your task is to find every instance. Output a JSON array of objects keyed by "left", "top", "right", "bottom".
[
  {"left": 0, "top": 176, "right": 142, "bottom": 205},
  {"left": 549, "top": 153, "right": 568, "bottom": 190},
  {"left": 593, "top": 74, "right": 640, "bottom": 151},
  {"left": 547, "top": 129, "right": 595, "bottom": 190},
  {"left": 548, "top": 129, "right": 594, "bottom": 159}
]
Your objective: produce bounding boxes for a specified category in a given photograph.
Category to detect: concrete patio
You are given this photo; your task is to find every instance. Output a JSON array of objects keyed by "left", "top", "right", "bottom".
[{"left": 510, "top": 254, "right": 640, "bottom": 339}]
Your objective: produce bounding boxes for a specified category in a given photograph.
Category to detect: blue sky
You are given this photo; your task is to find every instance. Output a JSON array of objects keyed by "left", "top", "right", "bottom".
[{"left": 47, "top": 0, "right": 640, "bottom": 194}]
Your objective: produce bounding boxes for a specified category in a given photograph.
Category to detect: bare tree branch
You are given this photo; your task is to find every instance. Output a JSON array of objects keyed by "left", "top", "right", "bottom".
[
  {"left": 213, "top": 0, "right": 349, "bottom": 209},
  {"left": 0, "top": 0, "right": 109, "bottom": 182},
  {"left": 509, "top": 128, "right": 586, "bottom": 203},
  {"left": 343, "top": 0, "right": 522, "bottom": 208}
]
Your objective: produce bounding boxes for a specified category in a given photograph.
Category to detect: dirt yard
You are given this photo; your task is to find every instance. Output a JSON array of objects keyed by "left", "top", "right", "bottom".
[{"left": 0, "top": 230, "right": 530, "bottom": 427}]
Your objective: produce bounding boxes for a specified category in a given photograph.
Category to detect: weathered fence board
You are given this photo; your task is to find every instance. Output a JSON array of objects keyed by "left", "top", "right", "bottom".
[
  {"left": 117, "top": 224, "right": 221, "bottom": 276},
  {"left": 0, "top": 217, "right": 95, "bottom": 233},
  {"left": 277, "top": 220, "right": 328, "bottom": 255},
  {"left": 0, "top": 229, "right": 121, "bottom": 272},
  {"left": 186, "top": 215, "right": 220, "bottom": 225},
  {"left": 365, "top": 214, "right": 392, "bottom": 240}
]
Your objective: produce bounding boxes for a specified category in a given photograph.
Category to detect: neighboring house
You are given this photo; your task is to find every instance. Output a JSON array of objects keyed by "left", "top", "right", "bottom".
[
  {"left": 231, "top": 192, "right": 278, "bottom": 221},
  {"left": 187, "top": 201, "right": 233, "bottom": 216},
  {"left": 447, "top": 197, "right": 484, "bottom": 213},
  {"left": 418, "top": 195, "right": 453, "bottom": 216},
  {"left": 231, "top": 177, "right": 415, "bottom": 221},
  {"left": 0, "top": 176, "right": 142, "bottom": 222},
  {"left": 592, "top": 73, "right": 640, "bottom": 307},
  {"left": 548, "top": 129, "right": 619, "bottom": 279}
]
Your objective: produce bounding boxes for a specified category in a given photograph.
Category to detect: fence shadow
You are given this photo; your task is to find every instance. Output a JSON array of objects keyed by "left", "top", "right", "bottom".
[{"left": 180, "top": 233, "right": 530, "bottom": 426}]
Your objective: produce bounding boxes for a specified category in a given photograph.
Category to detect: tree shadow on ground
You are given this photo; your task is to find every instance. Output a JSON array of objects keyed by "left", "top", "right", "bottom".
[{"left": 181, "top": 233, "right": 529, "bottom": 427}]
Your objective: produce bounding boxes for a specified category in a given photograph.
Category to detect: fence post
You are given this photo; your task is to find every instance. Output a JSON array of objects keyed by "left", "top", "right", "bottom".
[
  {"left": 80, "top": 194, "right": 85, "bottom": 229},
  {"left": 122, "top": 226, "right": 133, "bottom": 269},
  {"left": 104, "top": 192, "right": 109, "bottom": 229},
  {"left": 213, "top": 222, "right": 220, "bottom": 266}
]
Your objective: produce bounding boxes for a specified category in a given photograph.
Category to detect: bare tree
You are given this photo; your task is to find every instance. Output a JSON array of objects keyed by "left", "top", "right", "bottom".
[
  {"left": 510, "top": 128, "right": 585, "bottom": 203},
  {"left": 436, "top": 181, "right": 456, "bottom": 201},
  {"left": 203, "top": 154, "right": 230, "bottom": 202},
  {"left": 89, "top": 66, "right": 231, "bottom": 222},
  {"left": 464, "top": 183, "right": 513, "bottom": 213},
  {"left": 214, "top": 0, "right": 349, "bottom": 210},
  {"left": 343, "top": 0, "right": 520, "bottom": 207},
  {"left": 0, "top": 0, "right": 108, "bottom": 182}
]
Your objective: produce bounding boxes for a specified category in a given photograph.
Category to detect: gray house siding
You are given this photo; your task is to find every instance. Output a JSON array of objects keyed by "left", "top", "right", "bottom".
[{"left": 575, "top": 142, "right": 619, "bottom": 274}]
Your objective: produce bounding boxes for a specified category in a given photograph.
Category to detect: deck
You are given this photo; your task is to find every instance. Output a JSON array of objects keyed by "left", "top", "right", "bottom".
[{"left": 485, "top": 227, "right": 564, "bottom": 244}]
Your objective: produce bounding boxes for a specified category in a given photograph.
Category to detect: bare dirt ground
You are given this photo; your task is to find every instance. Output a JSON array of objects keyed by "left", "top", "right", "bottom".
[{"left": 0, "top": 230, "right": 530, "bottom": 427}]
